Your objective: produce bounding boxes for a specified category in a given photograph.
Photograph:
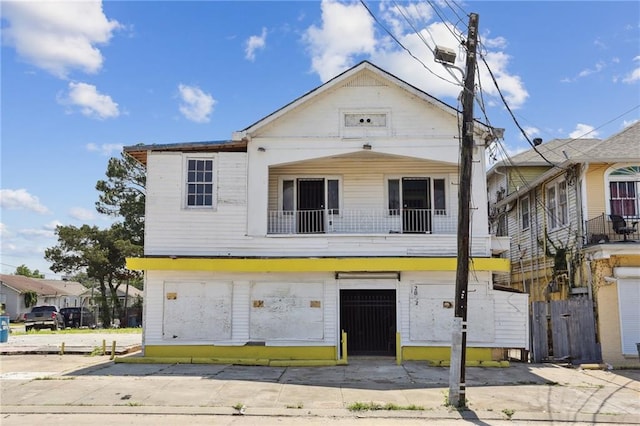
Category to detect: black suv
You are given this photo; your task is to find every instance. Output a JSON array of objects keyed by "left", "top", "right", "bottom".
[{"left": 60, "top": 307, "right": 96, "bottom": 328}]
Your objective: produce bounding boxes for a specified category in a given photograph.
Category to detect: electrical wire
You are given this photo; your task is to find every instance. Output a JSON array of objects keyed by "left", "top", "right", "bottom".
[{"left": 359, "top": 0, "right": 460, "bottom": 86}]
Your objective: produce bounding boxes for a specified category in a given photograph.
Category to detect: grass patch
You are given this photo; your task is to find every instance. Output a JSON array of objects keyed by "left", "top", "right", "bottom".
[
  {"left": 502, "top": 408, "right": 515, "bottom": 419},
  {"left": 347, "top": 401, "right": 424, "bottom": 412},
  {"left": 88, "top": 346, "right": 105, "bottom": 357},
  {"left": 14, "top": 327, "right": 142, "bottom": 336},
  {"left": 34, "top": 376, "right": 75, "bottom": 381},
  {"left": 286, "top": 402, "right": 304, "bottom": 409}
]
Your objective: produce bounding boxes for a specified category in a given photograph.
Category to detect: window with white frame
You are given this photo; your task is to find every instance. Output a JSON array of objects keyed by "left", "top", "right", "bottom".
[
  {"left": 607, "top": 165, "right": 640, "bottom": 217},
  {"left": 546, "top": 179, "right": 568, "bottom": 229},
  {"left": 520, "top": 196, "right": 530, "bottom": 230},
  {"left": 186, "top": 158, "right": 215, "bottom": 208}
]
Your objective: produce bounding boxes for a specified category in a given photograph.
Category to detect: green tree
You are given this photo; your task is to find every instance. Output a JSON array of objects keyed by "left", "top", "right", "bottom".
[
  {"left": 95, "top": 152, "right": 146, "bottom": 245},
  {"left": 15, "top": 264, "right": 44, "bottom": 278},
  {"left": 44, "top": 224, "right": 142, "bottom": 326}
]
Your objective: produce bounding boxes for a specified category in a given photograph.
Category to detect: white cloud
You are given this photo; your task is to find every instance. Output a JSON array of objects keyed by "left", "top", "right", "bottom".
[
  {"left": 87, "top": 142, "right": 124, "bottom": 156},
  {"left": 302, "top": 0, "right": 528, "bottom": 109},
  {"left": 245, "top": 27, "right": 267, "bottom": 61},
  {"left": 60, "top": 82, "right": 120, "bottom": 119},
  {"left": 0, "top": 189, "right": 50, "bottom": 214},
  {"left": 622, "top": 56, "right": 640, "bottom": 83},
  {"left": 577, "top": 61, "right": 606, "bottom": 78},
  {"left": 520, "top": 126, "right": 540, "bottom": 141},
  {"left": 0, "top": 223, "right": 9, "bottom": 239},
  {"left": 69, "top": 207, "right": 96, "bottom": 221},
  {"left": 44, "top": 220, "right": 64, "bottom": 231},
  {"left": 19, "top": 228, "right": 56, "bottom": 239},
  {"left": 1, "top": 0, "right": 121, "bottom": 78},
  {"left": 303, "top": 0, "right": 376, "bottom": 81},
  {"left": 178, "top": 84, "right": 216, "bottom": 123},
  {"left": 569, "top": 123, "right": 600, "bottom": 139}
]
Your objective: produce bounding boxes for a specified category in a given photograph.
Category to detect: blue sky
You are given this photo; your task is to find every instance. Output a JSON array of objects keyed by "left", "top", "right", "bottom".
[{"left": 1, "top": 0, "right": 639, "bottom": 278}]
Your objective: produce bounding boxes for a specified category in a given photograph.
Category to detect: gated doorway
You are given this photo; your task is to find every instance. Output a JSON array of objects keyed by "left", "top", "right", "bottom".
[{"left": 340, "top": 290, "right": 396, "bottom": 356}]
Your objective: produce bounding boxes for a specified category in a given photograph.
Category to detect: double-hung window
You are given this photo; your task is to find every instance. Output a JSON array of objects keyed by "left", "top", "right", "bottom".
[
  {"left": 186, "top": 158, "right": 214, "bottom": 208},
  {"left": 520, "top": 196, "right": 530, "bottom": 230},
  {"left": 546, "top": 179, "right": 568, "bottom": 229},
  {"left": 608, "top": 166, "right": 640, "bottom": 217}
]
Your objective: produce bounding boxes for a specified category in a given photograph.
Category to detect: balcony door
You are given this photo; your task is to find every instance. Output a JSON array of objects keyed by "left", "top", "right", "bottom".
[
  {"left": 402, "top": 178, "right": 431, "bottom": 233},
  {"left": 297, "top": 178, "right": 325, "bottom": 233}
]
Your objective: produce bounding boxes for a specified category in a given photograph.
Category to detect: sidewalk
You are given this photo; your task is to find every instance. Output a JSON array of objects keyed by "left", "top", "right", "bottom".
[{"left": 1, "top": 351, "right": 639, "bottom": 424}]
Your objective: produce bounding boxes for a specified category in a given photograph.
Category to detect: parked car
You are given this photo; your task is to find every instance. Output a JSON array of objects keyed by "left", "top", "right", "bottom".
[
  {"left": 23, "top": 305, "right": 65, "bottom": 331},
  {"left": 59, "top": 307, "right": 96, "bottom": 328}
]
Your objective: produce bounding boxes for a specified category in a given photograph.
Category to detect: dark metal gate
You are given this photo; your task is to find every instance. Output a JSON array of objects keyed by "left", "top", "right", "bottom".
[
  {"left": 340, "top": 290, "right": 396, "bottom": 356},
  {"left": 531, "top": 298, "right": 601, "bottom": 364}
]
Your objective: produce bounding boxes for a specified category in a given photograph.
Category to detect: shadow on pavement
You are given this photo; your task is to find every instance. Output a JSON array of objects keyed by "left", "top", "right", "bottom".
[{"left": 64, "top": 357, "right": 562, "bottom": 391}]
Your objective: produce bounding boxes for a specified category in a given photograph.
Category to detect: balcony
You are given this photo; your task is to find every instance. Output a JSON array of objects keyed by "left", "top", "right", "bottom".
[
  {"left": 584, "top": 213, "right": 640, "bottom": 246},
  {"left": 268, "top": 209, "right": 456, "bottom": 235}
]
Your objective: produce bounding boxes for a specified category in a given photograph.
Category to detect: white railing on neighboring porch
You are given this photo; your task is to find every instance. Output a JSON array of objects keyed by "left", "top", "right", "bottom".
[{"left": 268, "top": 209, "right": 456, "bottom": 235}]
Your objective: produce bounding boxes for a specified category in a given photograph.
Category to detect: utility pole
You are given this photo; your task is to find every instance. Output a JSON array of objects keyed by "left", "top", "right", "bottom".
[{"left": 448, "top": 12, "right": 479, "bottom": 408}]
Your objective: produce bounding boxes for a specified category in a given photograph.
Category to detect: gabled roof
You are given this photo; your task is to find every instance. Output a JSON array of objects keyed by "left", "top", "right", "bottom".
[
  {"left": 573, "top": 121, "right": 640, "bottom": 162},
  {"left": 0, "top": 274, "right": 62, "bottom": 296},
  {"left": 490, "top": 122, "right": 640, "bottom": 207},
  {"left": 235, "top": 60, "right": 475, "bottom": 138},
  {"left": 489, "top": 138, "right": 602, "bottom": 173},
  {"left": 488, "top": 122, "right": 639, "bottom": 177},
  {"left": 37, "top": 279, "right": 87, "bottom": 297},
  {"left": 124, "top": 61, "right": 494, "bottom": 166}
]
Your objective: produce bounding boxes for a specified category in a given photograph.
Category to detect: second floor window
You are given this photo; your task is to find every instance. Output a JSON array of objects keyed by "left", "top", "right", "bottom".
[
  {"left": 546, "top": 179, "right": 568, "bottom": 229},
  {"left": 186, "top": 159, "right": 214, "bottom": 207},
  {"left": 520, "top": 196, "right": 530, "bottom": 230},
  {"left": 610, "top": 181, "right": 638, "bottom": 216}
]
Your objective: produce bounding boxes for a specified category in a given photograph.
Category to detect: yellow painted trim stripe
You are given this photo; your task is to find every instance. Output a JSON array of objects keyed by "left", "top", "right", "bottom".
[{"left": 127, "top": 256, "right": 510, "bottom": 272}]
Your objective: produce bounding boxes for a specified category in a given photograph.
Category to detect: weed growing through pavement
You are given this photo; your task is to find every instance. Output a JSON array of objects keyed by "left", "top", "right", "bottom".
[
  {"left": 347, "top": 401, "right": 424, "bottom": 411},
  {"left": 34, "top": 376, "right": 75, "bottom": 380},
  {"left": 502, "top": 408, "right": 515, "bottom": 419},
  {"left": 286, "top": 402, "right": 304, "bottom": 409}
]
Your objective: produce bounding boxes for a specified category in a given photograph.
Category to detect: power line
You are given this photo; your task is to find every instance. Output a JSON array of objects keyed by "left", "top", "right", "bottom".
[{"left": 359, "top": 0, "right": 460, "bottom": 86}]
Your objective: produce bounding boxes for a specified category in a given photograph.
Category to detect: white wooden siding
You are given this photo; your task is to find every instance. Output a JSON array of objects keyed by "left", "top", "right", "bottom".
[
  {"left": 163, "top": 281, "right": 232, "bottom": 341},
  {"left": 142, "top": 271, "right": 527, "bottom": 350},
  {"left": 145, "top": 152, "right": 249, "bottom": 256},
  {"left": 253, "top": 70, "right": 455, "bottom": 140},
  {"left": 249, "top": 282, "right": 324, "bottom": 341},
  {"left": 408, "top": 284, "right": 494, "bottom": 343},
  {"left": 144, "top": 149, "right": 491, "bottom": 257}
]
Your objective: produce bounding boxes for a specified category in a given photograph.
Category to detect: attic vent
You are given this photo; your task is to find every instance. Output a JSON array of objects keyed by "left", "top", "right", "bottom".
[
  {"left": 345, "top": 113, "right": 387, "bottom": 127},
  {"left": 344, "top": 74, "right": 387, "bottom": 87}
]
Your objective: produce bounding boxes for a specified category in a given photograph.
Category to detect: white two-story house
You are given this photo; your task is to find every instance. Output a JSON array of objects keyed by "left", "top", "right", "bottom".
[{"left": 124, "top": 61, "right": 528, "bottom": 365}]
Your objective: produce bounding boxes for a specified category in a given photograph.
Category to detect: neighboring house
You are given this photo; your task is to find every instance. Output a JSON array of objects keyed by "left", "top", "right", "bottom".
[
  {"left": 124, "top": 61, "right": 528, "bottom": 364},
  {"left": 79, "top": 283, "right": 144, "bottom": 326},
  {"left": 38, "top": 279, "right": 88, "bottom": 309},
  {"left": 0, "top": 274, "right": 88, "bottom": 321},
  {"left": 487, "top": 122, "right": 640, "bottom": 366}
]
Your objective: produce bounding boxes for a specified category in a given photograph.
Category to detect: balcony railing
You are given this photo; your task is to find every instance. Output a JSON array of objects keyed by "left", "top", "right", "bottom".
[
  {"left": 584, "top": 213, "right": 640, "bottom": 245},
  {"left": 268, "top": 209, "right": 456, "bottom": 235}
]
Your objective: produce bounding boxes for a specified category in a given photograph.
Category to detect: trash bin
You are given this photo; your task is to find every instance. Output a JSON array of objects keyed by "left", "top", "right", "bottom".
[{"left": 0, "top": 315, "right": 9, "bottom": 343}]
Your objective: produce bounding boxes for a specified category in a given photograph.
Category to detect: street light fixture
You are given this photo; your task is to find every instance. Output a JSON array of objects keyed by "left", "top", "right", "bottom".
[{"left": 434, "top": 45, "right": 457, "bottom": 65}]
